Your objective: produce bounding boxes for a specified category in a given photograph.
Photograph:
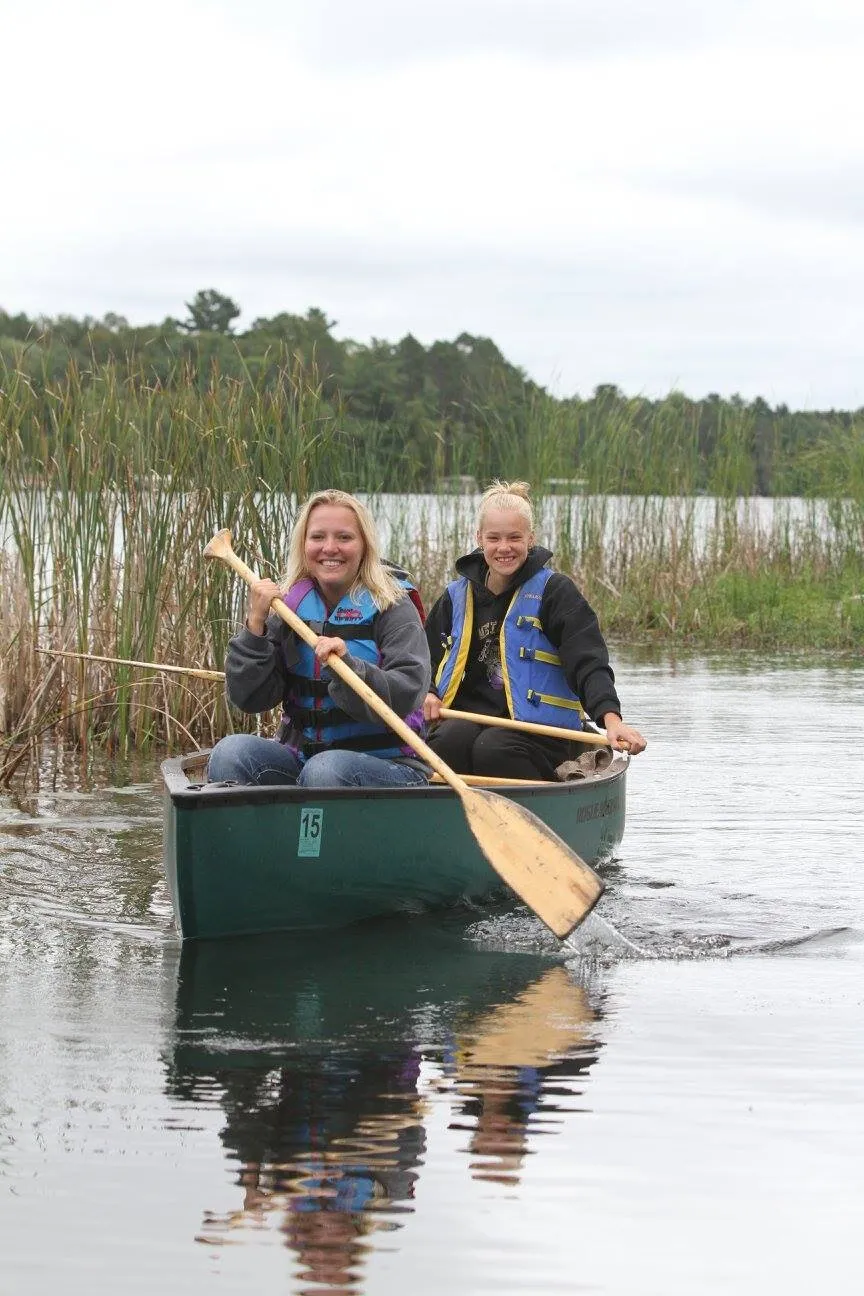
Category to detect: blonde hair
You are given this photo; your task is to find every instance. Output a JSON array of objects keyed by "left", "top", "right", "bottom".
[
  {"left": 281, "top": 489, "right": 405, "bottom": 610},
  {"left": 477, "top": 479, "right": 534, "bottom": 532}
]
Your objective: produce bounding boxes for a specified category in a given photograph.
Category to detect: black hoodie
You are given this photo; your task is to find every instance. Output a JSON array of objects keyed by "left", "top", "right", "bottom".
[{"left": 424, "top": 546, "right": 622, "bottom": 724}]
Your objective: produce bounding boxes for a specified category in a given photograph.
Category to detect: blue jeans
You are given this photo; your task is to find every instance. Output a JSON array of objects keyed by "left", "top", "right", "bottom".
[{"left": 207, "top": 734, "right": 429, "bottom": 789}]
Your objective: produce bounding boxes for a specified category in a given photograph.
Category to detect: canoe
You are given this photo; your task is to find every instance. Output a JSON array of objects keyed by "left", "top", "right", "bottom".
[{"left": 160, "top": 749, "right": 628, "bottom": 940}]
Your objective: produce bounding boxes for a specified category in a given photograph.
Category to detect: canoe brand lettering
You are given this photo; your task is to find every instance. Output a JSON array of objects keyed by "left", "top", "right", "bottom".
[
  {"left": 576, "top": 795, "right": 621, "bottom": 823},
  {"left": 298, "top": 808, "right": 324, "bottom": 857}
]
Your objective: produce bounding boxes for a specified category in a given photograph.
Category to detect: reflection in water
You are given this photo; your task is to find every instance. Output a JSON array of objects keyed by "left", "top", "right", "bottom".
[
  {"left": 198, "top": 1051, "right": 424, "bottom": 1290},
  {"left": 446, "top": 966, "right": 597, "bottom": 1187},
  {"left": 163, "top": 919, "right": 601, "bottom": 1291}
]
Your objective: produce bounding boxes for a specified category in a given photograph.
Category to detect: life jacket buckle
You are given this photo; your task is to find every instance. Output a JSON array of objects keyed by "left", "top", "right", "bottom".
[
  {"left": 519, "top": 647, "right": 535, "bottom": 660},
  {"left": 526, "top": 690, "right": 541, "bottom": 707}
]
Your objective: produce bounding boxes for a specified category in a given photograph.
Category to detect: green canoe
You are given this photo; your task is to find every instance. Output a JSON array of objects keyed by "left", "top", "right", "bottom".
[{"left": 161, "top": 750, "right": 627, "bottom": 940}]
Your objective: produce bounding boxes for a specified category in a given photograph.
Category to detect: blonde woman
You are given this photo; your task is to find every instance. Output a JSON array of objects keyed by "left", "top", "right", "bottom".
[
  {"left": 423, "top": 480, "right": 646, "bottom": 780},
  {"left": 208, "top": 490, "right": 431, "bottom": 788}
]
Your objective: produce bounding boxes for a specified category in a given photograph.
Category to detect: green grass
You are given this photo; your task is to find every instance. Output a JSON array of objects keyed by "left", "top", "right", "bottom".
[{"left": 592, "top": 566, "right": 864, "bottom": 650}]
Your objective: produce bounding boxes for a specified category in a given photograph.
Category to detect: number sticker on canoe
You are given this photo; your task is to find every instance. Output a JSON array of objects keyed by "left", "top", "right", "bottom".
[{"left": 298, "top": 808, "right": 324, "bottom": 857}]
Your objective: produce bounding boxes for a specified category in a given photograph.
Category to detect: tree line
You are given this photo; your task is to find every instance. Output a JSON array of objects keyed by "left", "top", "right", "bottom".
[{"left": 2, "top": 290, "right": 861, "bottom": 496}]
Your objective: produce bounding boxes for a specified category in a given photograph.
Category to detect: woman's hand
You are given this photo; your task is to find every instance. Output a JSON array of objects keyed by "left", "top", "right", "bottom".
[
  {"left": 245, "top": 578, "right": 284, "bottom": 636},
  {"left": 313, "top": 636, "right": 348, "bottom": 666},
  {"left": 423, "top": 692, "right": 443, "bottom": 722},
  {"left": 602, "top": 713, "right": 647, "bottom": 755}
]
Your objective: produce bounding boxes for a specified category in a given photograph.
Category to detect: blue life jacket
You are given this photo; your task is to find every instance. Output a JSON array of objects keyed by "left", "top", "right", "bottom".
[
  {"left": 434, "top": 569, "right": 585, "bottom": 730},
  {"left": 280, "top": 578, "right": 425, "bottom": 762}
]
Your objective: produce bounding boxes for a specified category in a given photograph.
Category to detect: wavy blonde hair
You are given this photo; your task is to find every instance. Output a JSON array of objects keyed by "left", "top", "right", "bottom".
[
  {"left": 281, "top": 489, "right": 404, "bottom": 610},
  {"left": 477, "top": 479, "right": 535, "bottom": 532}
]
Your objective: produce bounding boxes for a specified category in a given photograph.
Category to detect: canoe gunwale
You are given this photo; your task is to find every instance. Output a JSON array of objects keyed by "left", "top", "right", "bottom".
[{"left": 161, "top": 749, "right": 628, "bottom": 810}]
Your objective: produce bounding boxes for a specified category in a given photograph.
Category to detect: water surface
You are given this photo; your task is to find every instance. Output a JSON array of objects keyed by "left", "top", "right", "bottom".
[{"left": 1, "top": 657, "right": 862, "bottom": 1295}]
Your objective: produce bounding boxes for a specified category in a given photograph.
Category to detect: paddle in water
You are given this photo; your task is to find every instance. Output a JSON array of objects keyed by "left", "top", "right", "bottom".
[{"left": 203, "top": 528, "right": 604, "bottom": 939}]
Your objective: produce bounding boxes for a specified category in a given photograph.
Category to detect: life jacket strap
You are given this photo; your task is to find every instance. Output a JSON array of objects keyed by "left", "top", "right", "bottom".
[
  {"left": 525, "top": 688, "right": 586, "bottom": 716},
  {"left": 304, "top": 620, "right": 374, "bottom": 640},
  {"left": 282, "top": 705, "right": 353, "bottom": 729},
  {"left": 518, "top": 646, "right": 562, "bottom": 665},
  {"left": 515, "top": 614, "right": 543, "bottom": 630},
  {"left": 300, "top": 733, "right": 410, "bottom": 758},
  {"left": 286, "top": 674, "right": 330, "bottom": 698}
]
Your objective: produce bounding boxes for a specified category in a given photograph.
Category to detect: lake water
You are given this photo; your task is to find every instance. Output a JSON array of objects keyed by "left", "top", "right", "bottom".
[{"left": 1, "top": 655, "right": 863, "bottom": 1295}]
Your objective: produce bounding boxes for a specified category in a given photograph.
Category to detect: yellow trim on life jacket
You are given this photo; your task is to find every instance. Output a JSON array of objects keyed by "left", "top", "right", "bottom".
[
  {"left": 515, "top": 614, "right": 543, "bottom": 630},
  {"left": 518, "top": 647, "right": 562, "bottom": 666},
  {"left": 435, "top": 584, "right": 475, "bottom": 706},
  {"left": 526, "top": 688, "right": 586, "bottom": 716}
]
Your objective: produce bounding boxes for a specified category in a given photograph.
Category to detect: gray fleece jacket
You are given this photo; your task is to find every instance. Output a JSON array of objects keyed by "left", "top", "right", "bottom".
[{"left": 223, "top": 593, "right": 431, "bottom": 752}]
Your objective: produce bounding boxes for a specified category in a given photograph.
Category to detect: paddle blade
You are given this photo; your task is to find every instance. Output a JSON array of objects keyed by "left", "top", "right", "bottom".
[
  {"left": 203, "top": 528, "right": 233, "bottom": 561},
  {"left": 460, "top": 787, "right": 604, "bottom": 939}
]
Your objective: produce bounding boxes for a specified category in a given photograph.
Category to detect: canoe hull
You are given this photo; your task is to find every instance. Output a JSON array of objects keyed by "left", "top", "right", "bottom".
[{"left": 161, "top": 753, "right": 627, "bottom": 940}]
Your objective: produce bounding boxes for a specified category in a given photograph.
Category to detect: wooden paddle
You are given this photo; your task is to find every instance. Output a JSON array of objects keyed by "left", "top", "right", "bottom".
[
  {"left": 203, "top": 528, "right": 604, "bottom": 938},
  {"left": 36, "top": 648, "right": 225, "bottom": 682},
  {"left": 439, "top": 706, "right": 614, "bottom": 747}
]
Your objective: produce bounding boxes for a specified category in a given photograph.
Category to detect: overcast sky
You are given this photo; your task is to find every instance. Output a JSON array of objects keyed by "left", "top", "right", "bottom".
[{"left": 4, "top": 0, "right": 863, "bottom": 407}]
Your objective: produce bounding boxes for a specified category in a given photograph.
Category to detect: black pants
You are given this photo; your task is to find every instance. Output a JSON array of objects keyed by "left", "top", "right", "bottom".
[{"left": 426, "top": 717, "right": 571, "bottom": 781}]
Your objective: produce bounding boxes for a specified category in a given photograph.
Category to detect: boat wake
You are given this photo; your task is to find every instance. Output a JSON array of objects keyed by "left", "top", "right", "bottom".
[
  {"left": 564, "top": 920, "right": 859, "bottom": 964},
  {"left": 725, "top": 925, "right": 858, "bottom": 958},
  {"left": 468, "top": 909, "right": 860, "bottom": 965}
]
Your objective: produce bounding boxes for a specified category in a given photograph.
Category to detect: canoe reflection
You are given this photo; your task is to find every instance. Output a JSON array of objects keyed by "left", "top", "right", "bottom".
[{"left": 164, "top": 918, "right": 601, "bottom": 1288}]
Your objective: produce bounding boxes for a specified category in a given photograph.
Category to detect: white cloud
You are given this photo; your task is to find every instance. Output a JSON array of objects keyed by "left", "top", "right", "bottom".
[{"left": 2, "top": 0, "right": 863, "bottom": 406}]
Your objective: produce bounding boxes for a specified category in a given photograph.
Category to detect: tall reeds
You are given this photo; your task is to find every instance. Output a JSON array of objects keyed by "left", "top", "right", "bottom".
[
  {"left": 0, "top": 354, "right": 346, "bottom": 769},
  {"left": 1, "top": 352, "right": 862, "bottom": 779}
]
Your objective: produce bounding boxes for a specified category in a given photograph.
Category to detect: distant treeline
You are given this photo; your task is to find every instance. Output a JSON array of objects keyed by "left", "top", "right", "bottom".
[{"left": 2, "top": 290, "right": 862, "bottom": 496}]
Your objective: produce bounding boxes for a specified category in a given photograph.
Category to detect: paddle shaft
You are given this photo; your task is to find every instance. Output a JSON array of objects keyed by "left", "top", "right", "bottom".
[
  {"left": 206, "top": 539, "right": 472, "bottom": 793},
  {"left": 438, "top": 707, "right": 613, "bottom": 747},
  {"left": 36, "top": 648, "right": 225, "bottom": 682}
]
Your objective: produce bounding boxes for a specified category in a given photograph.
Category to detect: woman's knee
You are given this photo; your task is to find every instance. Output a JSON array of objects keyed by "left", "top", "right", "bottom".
[
  {"left": 207, "top": 734, "right": 253, "bottom": 782},
  {"left": 298, "top": 749, "right": 356, "bottom": 788},
  {"left": 426, "top": 718, "right": 480, "bottom": 772},
  {"left": 207, "top": 734, "right": 299, "bottom": 785},
  {"left": 472, "top": 728, "right": 510, "bottom": 764}
]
